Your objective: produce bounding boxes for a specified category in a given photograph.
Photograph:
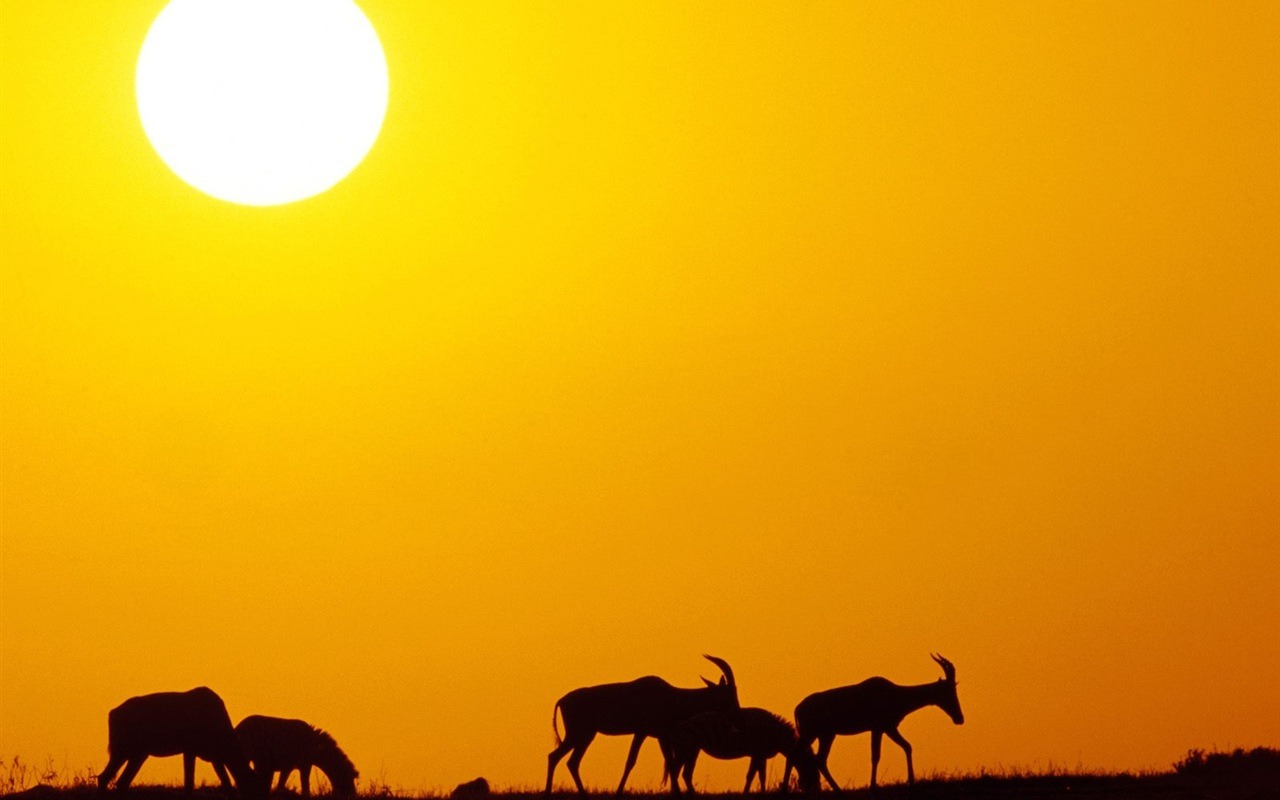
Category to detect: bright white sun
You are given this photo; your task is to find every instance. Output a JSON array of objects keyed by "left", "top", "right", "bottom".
[{"left": 136, "top": 0, "right": 389, "bottom": 206}]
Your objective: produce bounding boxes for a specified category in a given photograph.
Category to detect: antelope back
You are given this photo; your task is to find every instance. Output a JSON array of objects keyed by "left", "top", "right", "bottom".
[{"left": 107, "top": 687, "right": 240, "bottom": 762}]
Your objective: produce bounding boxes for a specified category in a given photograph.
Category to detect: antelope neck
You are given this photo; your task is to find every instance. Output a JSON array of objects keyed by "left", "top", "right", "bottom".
[{"left": 898, "top": 681, "right": 948, "bottom": 715}]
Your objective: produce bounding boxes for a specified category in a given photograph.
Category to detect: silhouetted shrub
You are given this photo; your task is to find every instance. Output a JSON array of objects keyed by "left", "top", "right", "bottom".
[{"left": 1174, "top": 746, "right": 1280, "bottom": 783}]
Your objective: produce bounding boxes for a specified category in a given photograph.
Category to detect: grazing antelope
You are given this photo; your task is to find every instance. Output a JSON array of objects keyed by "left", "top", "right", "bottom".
[
  {"left": 785, "top": 654, "right": 964, "bottom": 792},
  {"left": 661, "top": 708, "right": 820, "bottom": 795},
  {"left": 232, "top": 715, "right": 358, "bottom": 797},
  {"left": 97, "top": 686, "right": 264, "bottom": 797},
  {"left": 545, "top": 655, "right": 739, "bottom": 795}
]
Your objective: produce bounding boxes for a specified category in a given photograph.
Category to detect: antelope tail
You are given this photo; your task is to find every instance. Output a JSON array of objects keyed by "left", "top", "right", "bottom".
[{"left": 551, "top": 700, "right": 564, "bottom": 747}]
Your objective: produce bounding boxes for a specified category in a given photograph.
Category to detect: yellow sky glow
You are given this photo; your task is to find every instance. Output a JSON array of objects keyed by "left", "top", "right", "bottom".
[{"left": 2, "top": 0, "right": 1278, "bottom": 792}]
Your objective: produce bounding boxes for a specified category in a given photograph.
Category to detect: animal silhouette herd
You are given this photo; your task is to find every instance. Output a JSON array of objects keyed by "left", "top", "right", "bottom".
[{"left": 96, "top": 654, "right": 963, "bottom": 796}]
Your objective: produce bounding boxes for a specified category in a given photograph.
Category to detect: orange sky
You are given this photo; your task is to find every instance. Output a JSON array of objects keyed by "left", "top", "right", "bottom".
[{"left": 2, "top": 0, "right": 1278, "bottom": 792}]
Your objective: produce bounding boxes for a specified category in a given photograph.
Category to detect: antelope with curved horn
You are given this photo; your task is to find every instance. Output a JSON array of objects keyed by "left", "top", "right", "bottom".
[
  {"left": 545, "top": 655, "right": 739, "bottom": 795},
  {"left": 784, "top": 654, "right": 964, "bottom": 792}
]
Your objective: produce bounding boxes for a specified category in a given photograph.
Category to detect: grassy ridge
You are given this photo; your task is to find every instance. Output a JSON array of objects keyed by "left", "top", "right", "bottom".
[{"left": 4, "top": 750, "right": 1277, "bottom": 800}]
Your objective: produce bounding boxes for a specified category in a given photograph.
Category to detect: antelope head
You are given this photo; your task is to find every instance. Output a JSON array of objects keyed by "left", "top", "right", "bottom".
[
  {"left": 330, "top": 769, "right": 358, "bottom": 798},
  {"left": 931, "top": 653, "right": 964, "bottom": 725},
  {"left": 241, "top": 764, "right": 272, "bottom": 800},
  {"left": 783, "top": 740, "right": 821, "bottom": 794},
  {"left": 699, "top": 654, "right": 739, "bottom": 711}
]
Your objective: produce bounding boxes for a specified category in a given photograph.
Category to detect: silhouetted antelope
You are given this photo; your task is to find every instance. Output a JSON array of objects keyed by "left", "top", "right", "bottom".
[
  {"left": 545, "top": 655, "right": 739, "bottom": 795},
  {"left": 232, "top": 715, "right": 358, "bottom": 797},
  {"left": 97, "top": 687, "right": 265, "bottom": 797},
  {"left": 661, "top": 708, "right": 820, "bottom": 795},
  {"left": 785, "top": 654, "right": 964, "bottom": 792}
]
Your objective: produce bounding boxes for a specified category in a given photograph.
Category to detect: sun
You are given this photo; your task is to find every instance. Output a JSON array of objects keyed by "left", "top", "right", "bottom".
[{"left": 136, "top": 0, "right": 389, "bottom": 206}]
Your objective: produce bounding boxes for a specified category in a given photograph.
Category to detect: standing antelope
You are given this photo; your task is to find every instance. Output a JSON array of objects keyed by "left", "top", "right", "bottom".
[
  {"left": 97, "top": 687, "right": 265, "bottom": 797},
  {"left": 545, "top": 655, "right": 739, "bottom": 795},
  {"left": 661, "top": 708, "right": 820, "bottom": 795},
  {"left": 785, "top": 654, "right": 964, "bottom": 792},
  {"left": 232, "top": 715, "right": 358, "bottom": 797}
]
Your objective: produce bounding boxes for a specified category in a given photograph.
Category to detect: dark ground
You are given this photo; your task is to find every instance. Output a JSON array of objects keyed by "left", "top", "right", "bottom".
[
  {"left": 5, "top": 750, "right": 1277, "bottom": 800},
  {"left": 4, "top": 774, "right": 1276, "bottom": 800}
]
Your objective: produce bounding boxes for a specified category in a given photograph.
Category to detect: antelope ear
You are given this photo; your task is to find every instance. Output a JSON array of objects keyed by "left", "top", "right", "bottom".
[
  {"left": 719, "top": 676, "right": 727, "bottom": 686},
  {"left": 702, "top": 677, "right": 716, "bottom": 688}
]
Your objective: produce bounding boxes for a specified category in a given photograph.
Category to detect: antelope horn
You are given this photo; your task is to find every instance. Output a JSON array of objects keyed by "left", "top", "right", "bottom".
[
  {"left": 931, "top": 653, "right": 956, "bottom": 680},
  {"left": 703, "top": 654, "right": 736, "bottom": 687}
]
